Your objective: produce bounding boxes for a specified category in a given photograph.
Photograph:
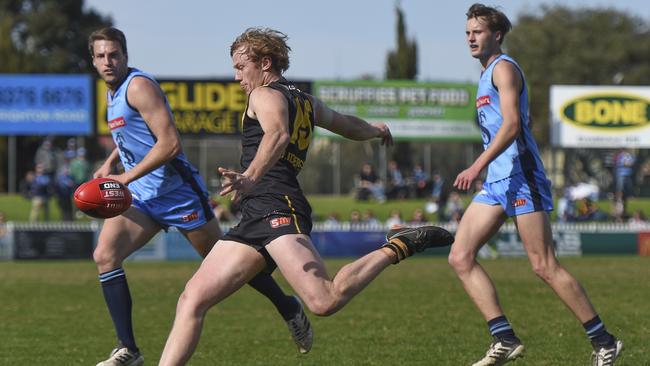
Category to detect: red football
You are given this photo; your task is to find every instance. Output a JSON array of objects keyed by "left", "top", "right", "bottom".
[{"left": 73, "top": 177, "right": 132, "bottom": 219}]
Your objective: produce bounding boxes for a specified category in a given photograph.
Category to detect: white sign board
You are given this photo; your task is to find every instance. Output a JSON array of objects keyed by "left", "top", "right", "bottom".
[{"left": 550, "top": 85, "right": 650, "bottom": 147}]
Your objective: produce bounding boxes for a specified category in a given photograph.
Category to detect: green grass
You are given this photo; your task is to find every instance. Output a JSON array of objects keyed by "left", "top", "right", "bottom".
[
  {"left": 0, "top": 257, "right": 648, "bottom": 365},
  {"left": 4, "top": 193, "right": 650, "bottom": 223}
]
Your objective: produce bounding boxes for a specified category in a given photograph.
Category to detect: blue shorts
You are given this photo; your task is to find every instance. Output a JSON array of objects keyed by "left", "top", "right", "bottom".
[
  {"left": 131, "top": 175, "right": 215, "bottom": 231},
  {"left": 473, "top": 170, "right": 554, "bottom": 217}
]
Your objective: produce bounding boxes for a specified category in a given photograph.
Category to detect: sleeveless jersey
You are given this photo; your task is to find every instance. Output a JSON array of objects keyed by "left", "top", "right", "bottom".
[
  {"left": 106, "top": 68, "right": 198, "bottom": 200},
  {"left": 239, "top": 78, "right": 314, "bottom": 199},
  {"left": 476, "top": 54, "right": 545, "bottom": 182}
]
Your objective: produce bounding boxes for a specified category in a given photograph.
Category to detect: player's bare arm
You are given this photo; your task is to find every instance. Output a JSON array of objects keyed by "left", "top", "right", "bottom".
[
  {"left": 111, "top": 76, "right": 182, "bottom": 185},
  {"left": 94, "top": 147, "right": 121, "bottom": 178},
  {"left": 310, "top": 95, "right": 393, "bottom": 146},
  {"left": 454, "top": 60, "right": 522, "bottom": 191},
  {"left": 219, "top": 86, "right": 290, "bottom": 200}
]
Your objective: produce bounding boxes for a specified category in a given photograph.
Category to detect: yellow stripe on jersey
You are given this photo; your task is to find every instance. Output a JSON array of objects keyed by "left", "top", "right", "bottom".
[{"left": 284, "top": 195, "right": 301, "bottom": 234}]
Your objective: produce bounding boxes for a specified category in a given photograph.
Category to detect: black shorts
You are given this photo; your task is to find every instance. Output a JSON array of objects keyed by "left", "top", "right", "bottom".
[{"left": 223, "top": 193, "right": 312, "bottom": 272}]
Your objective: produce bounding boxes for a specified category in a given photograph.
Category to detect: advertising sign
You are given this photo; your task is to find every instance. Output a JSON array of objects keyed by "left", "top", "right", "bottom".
[
  {"left": 313, "top": 80, "right": 480, "bottom": 141},
  {"left": 0, "top": 74, "right": 92, "bottom": 135},
  {"left": 550, "top": 85, "right": 650, "bottom": 147},
  {"left": 13, "top": 230, "right": 94, "bottom": 260},
  {"left": 96, "top": 79, "right": 312, "bottom": 136}
]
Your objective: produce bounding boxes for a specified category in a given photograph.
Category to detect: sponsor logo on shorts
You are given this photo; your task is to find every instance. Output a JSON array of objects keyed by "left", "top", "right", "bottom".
[
  {"left": 181, "top": 211, "right": 199, "bottom": 222},
  {"left": 270, "top": 216, "right": 291, "bottom": 229},
  {"left": 512, "top": 198, "right": 527, "bottom": 207},
  {"left": 476, "top": 95, "right": 491, "bottom": 108},
  {"left": 108, "top": 117, "right": 126, "bottom": 130}
]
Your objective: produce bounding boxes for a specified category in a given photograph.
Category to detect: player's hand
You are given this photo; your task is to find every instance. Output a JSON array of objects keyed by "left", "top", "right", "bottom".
[
  {"left": 106, "top": 173, "right": 130, "bottom": 185},
  {"left": 373, "top": 123, "right": 393, "bottom": 146},
  {"left": 453, "top": 165, "right": 481, "bottom": 191},
  {"left": 93, "top": 164, "right": 112, "bottom": 179},
  {"left": 218, "top": 167, "right": 254, "bottom": 202}
]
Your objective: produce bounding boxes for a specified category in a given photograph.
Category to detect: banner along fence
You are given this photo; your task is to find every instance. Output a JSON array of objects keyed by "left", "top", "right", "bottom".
[{"left": 1, "top": 222, "right": 649, "bottom": 260}]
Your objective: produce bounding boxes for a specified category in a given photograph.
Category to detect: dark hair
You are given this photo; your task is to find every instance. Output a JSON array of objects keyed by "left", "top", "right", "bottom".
[
  {"left": 466, "top": 3, "right": 512, "bottom": 44},
  {"left": 88, "top": 27, "right": 128, "bottom": 56},
  {"left": 230, "top": 27, "right": 291, "bottom": 73}
]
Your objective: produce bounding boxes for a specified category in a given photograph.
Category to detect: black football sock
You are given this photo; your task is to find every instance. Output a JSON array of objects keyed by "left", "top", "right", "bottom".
[
  {"left": 488, "top": 315, "right": 518, "bottom": 342},
  {"left": 99, "top": 268, "right": 138, "bottom": 353},
  {"left": 248, "top": 272, "right": 299, "bottom": 321},
  {"left": 583, "top": 315, "right": 615, "bottom": 346}
]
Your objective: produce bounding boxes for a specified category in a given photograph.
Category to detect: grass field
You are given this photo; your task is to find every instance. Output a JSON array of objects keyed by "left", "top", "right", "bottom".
[{"left": 1, "top": 257, "right": 648, "bottom": 365}]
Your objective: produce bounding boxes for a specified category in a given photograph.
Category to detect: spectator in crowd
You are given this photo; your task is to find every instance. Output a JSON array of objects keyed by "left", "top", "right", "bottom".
[
  {"left": 574, "top": 198, "right": 609, "bottom": 222},
  {"left": 444, "top": 191, "right": 465, "bottom": 223},
  {"left": 322, "top": 212, "right": 341, "bottom": 229},
  {"left": 349, "top": 209, "right": 364, "bottom": 229},
  {"left": 0, "top": 211, "right": 6, "bottom": 240},
  {"left": 70, "top": 147, "right": 92, "bottom": 187},
  {"left": 64, "top": 138, "right": 78, "bottom": 159},
  {"left": 410, "top": 164, "right": 429, "bottom": 198},
  {"left": 638, "top": 158, "right": 650, "bottom": 196},
  {"left": 558, "top": 180, "right": 602, "bottom": 222},
  {"left": 555, "top": 188, "right": 574, "bottom": 223},
  {"left": 19, "top": 170, "right": 35, "bottom": 200},
  {"left": 628, "top": 210, "right": 648, "bottom": 225},
  {"left": 356, "top": 162, "right": 385, "bottom": 203},
  {"left": 34, "top": 137, "right": 58, "bottom": 178},
  {"left": 409, "top": 208, "right": 428, "bottom": 225},
  {"left": 55, "top": 165, "right": 76, "bottom": 221},
  {"left": 386, "top": 160, "right": 408, "bottom": 199},
  {"left": 29, "top": 164, "right": 52, "bottom": 221},
  {"left": 429, "top": 171, "right": 448, "bottom": 222},
  {"left": 613, "top": 148, "right": 635, "bottom": 221},
  {"left": 361, "top": 209, "right": 381, "bottom": 227},
  {"left": 431, "top": 171, "right": 445, "bottom": 202},
  {"left": 385, "top": 209, "right": 404, "bottom": 229}
]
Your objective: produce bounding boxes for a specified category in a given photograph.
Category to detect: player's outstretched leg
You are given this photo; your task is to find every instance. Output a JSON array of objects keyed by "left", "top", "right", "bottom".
[
  {"left": 591, "top": 338, "right": 623, "bottom": 366},
  {"left": 472, "top": 337, "right": 524, "bottom": 366},
  {"left": 286, "top": 296, "right": 313, "bottom": 354},
  {"left": 383, "top": 225, "right": 454, "bottom": 263}
]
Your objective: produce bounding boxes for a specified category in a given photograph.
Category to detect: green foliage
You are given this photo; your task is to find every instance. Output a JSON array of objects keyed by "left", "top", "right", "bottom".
[
  {"left": 0, "top": 0, "right": 113, "bottom": 73},
  {"left": 507, "top": 6, "right": 650, "bottom": 146},
  {"left": 0, "top": 257, "right": 647, "bottom": 364},
  {"left": 385, "top": 5, "right": 418, "bottom": 80}
]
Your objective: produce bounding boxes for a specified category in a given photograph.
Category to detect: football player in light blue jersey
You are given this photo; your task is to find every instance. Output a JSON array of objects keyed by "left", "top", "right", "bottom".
[
  {"left": 448, "top": 5, "right": 622, "bottom": 366},
  {"left": 88, "top": 27, "right": 312, "bottom": 366}
]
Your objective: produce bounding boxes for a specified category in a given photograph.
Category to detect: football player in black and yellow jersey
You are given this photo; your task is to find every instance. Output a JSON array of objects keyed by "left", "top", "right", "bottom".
[{"left": 159, "top": 28, "right": 454, "bottom": 365}]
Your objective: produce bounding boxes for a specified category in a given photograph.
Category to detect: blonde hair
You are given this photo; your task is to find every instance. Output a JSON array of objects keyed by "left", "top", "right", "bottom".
[{"left": 230, "top": 27, "right": 291, "bottom": 73}]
